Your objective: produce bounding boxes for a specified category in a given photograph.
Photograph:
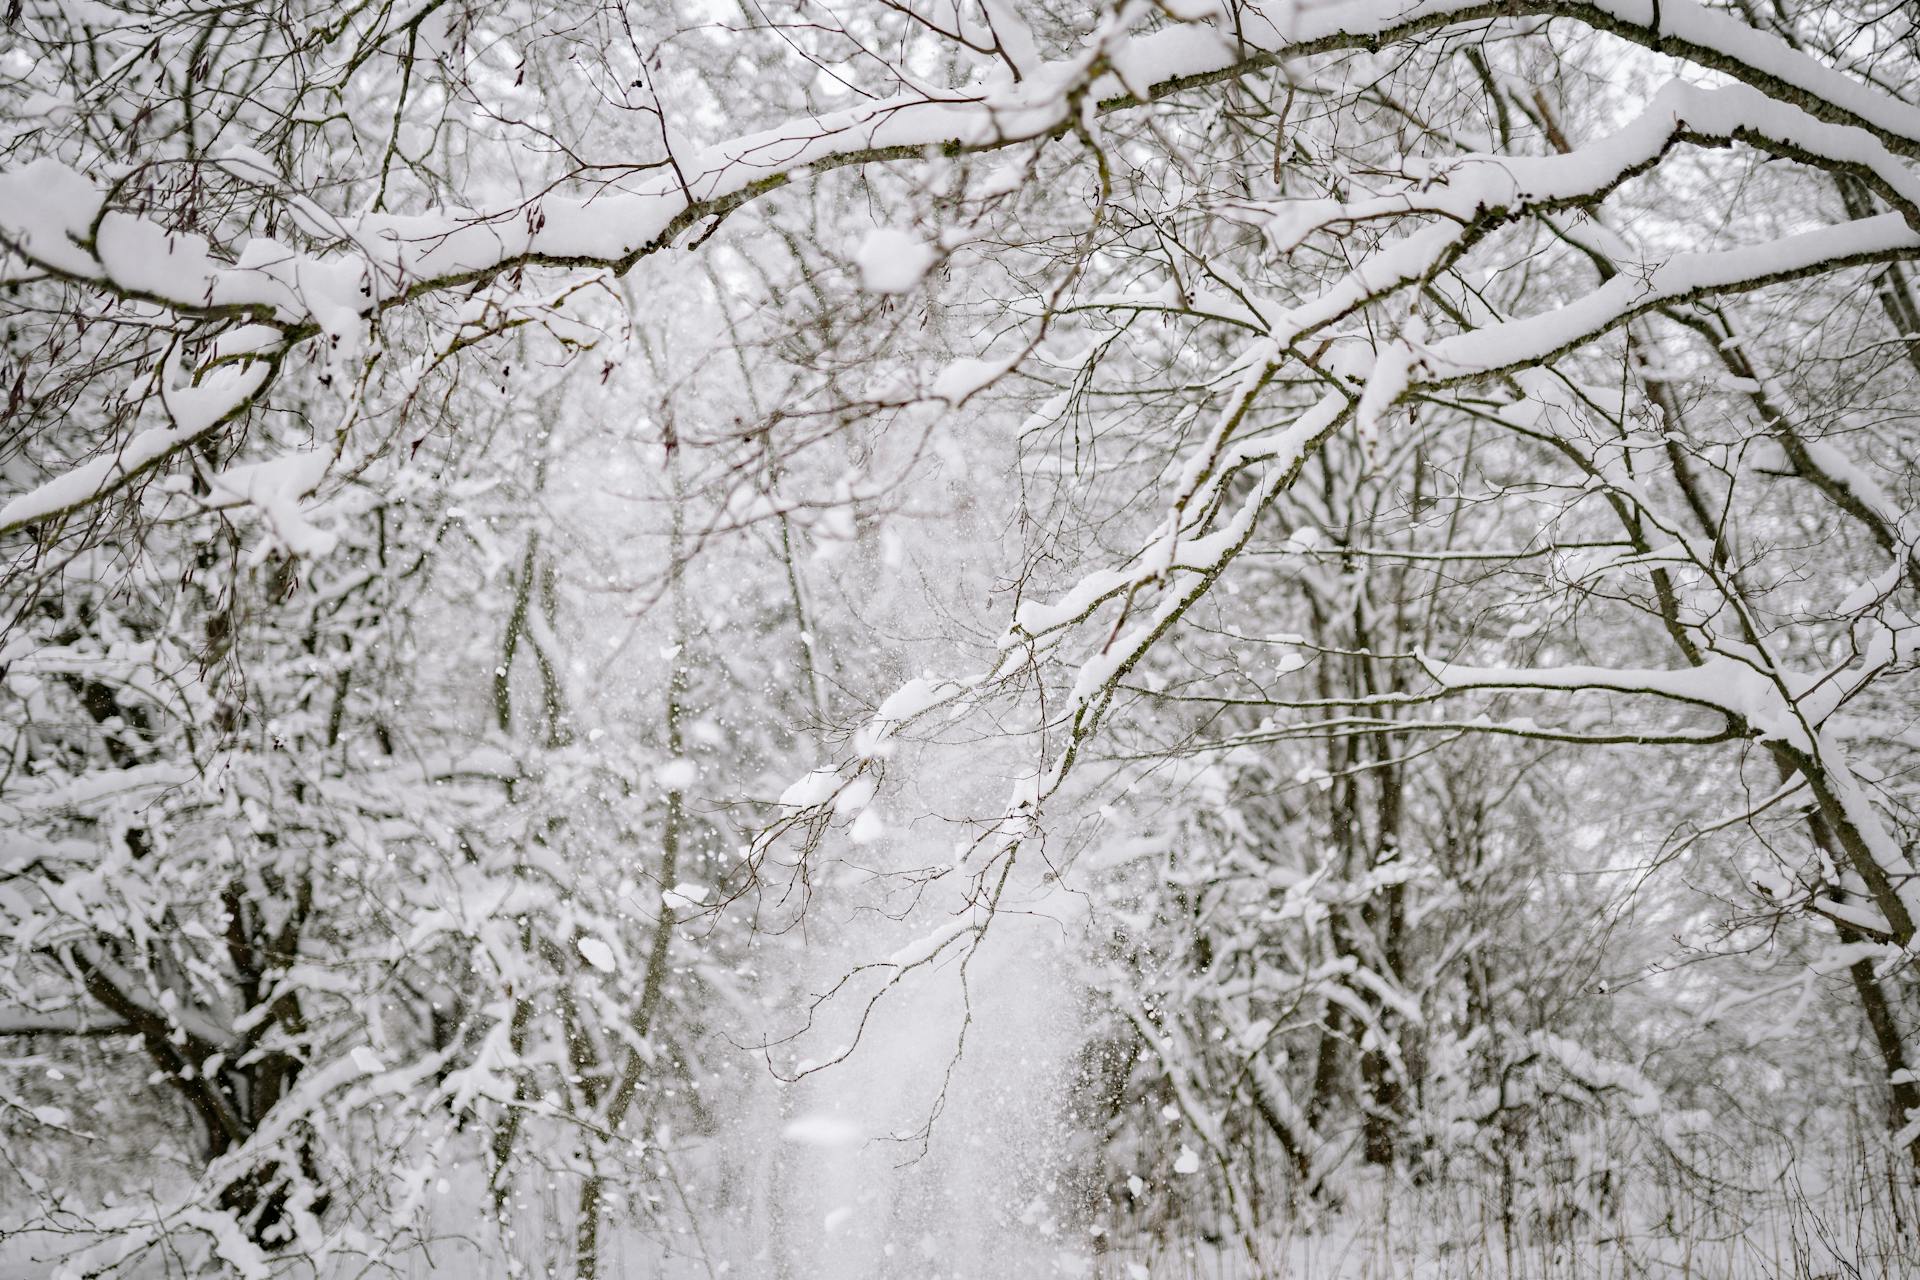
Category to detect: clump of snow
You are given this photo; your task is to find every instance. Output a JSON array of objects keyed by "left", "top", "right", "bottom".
[
  {"left": 887, "top": 915, "right": 974, "bottom": 967},
  {"left": 781, "top": 1112, "right": 864, "bottom": 1147},
  {"left": 832, "top": 772, "right": 877, "bottom": 818},
  {"left": 779, "top": 767, "right": 840, "bottom": 807},
  {"left": 662, "top": 883, "right": 709, "bottom": 912},
  {"left": 931, "top": 353, "right": 1020, "bottom": 404},
  {"left": 655, "top": 758, "right": 697, "bottom": 790},
  {"left": 870, "top": 675, "right": 964, "bottom": 732},
  {"left": 205, "top": 449, "right": 337, "bottom": 558},
  {"left": 576, "top": 937, "right": 617, "bottom": 972},
  {"left": 854, "top": 226, "right": 935, "bottom": 294}
]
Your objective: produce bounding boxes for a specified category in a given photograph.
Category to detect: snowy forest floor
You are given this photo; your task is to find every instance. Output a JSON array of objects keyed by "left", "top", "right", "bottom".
[{"left": 9, "top": 1153, "right": 1913, "bottom": 1279}]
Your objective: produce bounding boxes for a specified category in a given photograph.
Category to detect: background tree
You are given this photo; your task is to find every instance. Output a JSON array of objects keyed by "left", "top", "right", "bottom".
[{"left": 6, "top": 0, "right": 1920, "bottom": 1275}]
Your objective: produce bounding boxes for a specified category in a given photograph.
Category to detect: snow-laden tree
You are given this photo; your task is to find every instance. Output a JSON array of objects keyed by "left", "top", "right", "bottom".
[
  {"left": 0, "top": 367, "right": 513, "bottom": 1267},
  {"left": 6, "top": 0, "right": 1920, "bottom": 1273}
]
